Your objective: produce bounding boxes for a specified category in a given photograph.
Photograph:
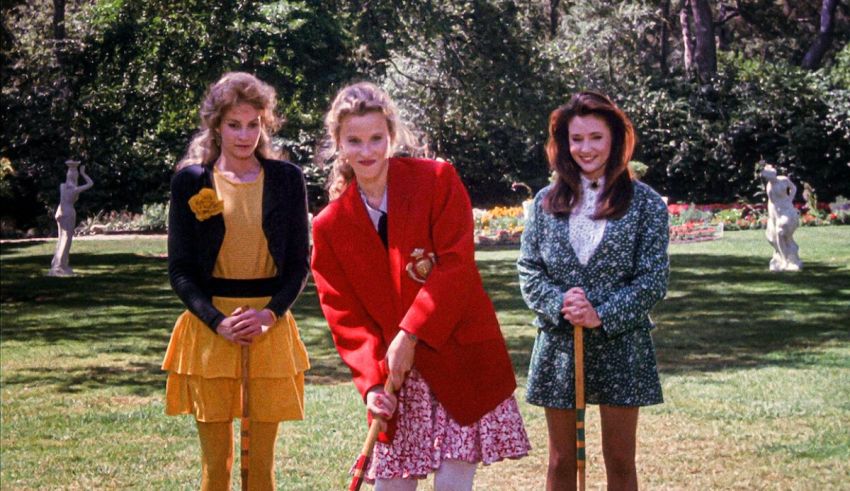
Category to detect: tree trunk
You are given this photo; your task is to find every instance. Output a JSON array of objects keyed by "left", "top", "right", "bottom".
[
  {"left": 680, "top": 0, "right": 695, "bottom": 75},
  {"left": 53, "top": 0, "right": 66, "bottom": 41},
  {"left": 660, "top": 0, "right": 671, "bottom": 75},
  {"left": 716, "top": 3, "right": 733, "bottom": 51},
  {"left": 549, "top": 0, "right": 560, "bottom": 38},
  {"left": 53, "top": 0, "right": 71, "bottom": 158},
  {"left": 801, "top": 0, "right": 838, "bottom": 70},
  {"left": 690, "top": 0, "right": 717, "bottom": 83}
]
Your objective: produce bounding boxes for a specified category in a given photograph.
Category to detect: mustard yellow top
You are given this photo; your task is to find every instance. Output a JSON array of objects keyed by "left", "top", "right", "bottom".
[{"left": 212, "top": 167, "right": 277, "bottom": 279}]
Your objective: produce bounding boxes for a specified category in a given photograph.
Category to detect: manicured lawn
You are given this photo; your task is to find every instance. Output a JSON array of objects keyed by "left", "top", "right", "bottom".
[{"left": 1, "top": 227, "right": 848, "bottom": 489}]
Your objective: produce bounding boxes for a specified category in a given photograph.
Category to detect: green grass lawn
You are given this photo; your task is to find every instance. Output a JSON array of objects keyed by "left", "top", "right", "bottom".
[{"left": 2, "top": 228, "right": 848, "bottom": 490}]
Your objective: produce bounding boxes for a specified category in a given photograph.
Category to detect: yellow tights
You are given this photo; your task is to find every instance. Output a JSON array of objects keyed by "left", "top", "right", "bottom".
[{"left": 196, "top": 420, "right": 279, "bottom": 491}]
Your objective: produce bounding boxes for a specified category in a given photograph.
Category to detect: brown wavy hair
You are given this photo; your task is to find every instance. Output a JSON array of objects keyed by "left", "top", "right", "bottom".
[
  {"left": 176, "top": 72, "right": 283, "bottom": 170},
  {"left": 543, "top": 91, "right": 636, "bottom": 219}
]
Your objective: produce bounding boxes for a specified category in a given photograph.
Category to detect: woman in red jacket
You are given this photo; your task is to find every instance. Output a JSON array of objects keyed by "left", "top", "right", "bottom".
[{"left": 311, "top": 82, "right": 530, "bottom": 490}]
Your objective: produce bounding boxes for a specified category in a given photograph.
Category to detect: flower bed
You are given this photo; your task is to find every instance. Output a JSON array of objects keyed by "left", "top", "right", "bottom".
[
  {"left": 473, "top": 205, "right": 525, "bottom": 245},
  {"left": 470, "top": 196, "right": 849, "bottom": 248},
  {"left": 670, "top": 221, "right": 724, "bottom": 243},
  {"left": 669, "top": 196, "right": 850, "bottom": 234}
]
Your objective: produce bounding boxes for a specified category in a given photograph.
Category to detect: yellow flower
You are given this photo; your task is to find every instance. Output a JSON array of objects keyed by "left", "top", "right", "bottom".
[{"left": 188, "top": 188, "right": 223, "bottom": 221}]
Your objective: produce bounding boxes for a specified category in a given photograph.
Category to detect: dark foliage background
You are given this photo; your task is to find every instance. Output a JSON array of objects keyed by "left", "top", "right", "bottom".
[{"left": 2, "top": 0, "right": 848, "bottom": 232}]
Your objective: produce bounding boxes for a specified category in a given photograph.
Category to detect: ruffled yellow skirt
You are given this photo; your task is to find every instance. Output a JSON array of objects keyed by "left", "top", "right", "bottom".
[{"left": 162, "top": 296, "right": 310, "bottom": 422}]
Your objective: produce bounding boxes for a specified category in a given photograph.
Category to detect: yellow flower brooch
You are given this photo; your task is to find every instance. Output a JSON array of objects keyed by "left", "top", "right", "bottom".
[{"left": 188, "top": 188, "right": 223, "bottom": 221}]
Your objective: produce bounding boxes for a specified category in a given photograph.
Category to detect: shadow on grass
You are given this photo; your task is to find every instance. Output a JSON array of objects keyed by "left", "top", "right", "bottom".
[
  {"left": 3, "top": 244, "right": 848, "bottom": 397},
  {"left": 1, "top": 248, "right": 349, "bottom": 393},
  {"left": 294, "top": 285, "right": 356, "bottom": 385},
  {"left": 2, "top": 361, "right": 163, "bottom": 395},
  {"left": 2, "top": 252, "right": 176, "bottom": 339},
  {"left": 475, "top": 250, "right": 850, "bottom": 378},
  {"left": 3, "top": 250, "right": 187, "bottom": 396},
  {"left": 476, "top": 253, "right": 537, "bottom": 379},
  {"left": 654, "top": 254, "right": 850, "bottom": 374}
]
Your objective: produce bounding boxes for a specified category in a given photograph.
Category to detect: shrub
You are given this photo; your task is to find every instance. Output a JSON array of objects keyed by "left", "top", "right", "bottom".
[
  {"left": 76, "top": 210, "right": 137, "bottom": 236},
  {"left": 135, "top": 202, "right": 169, "bottom": 232},
  {"left": 75, "top": 202, "right": 168, "bottom": 236},
  {"left": 669, "top": 204, "right": 713, "bottom": 226}
]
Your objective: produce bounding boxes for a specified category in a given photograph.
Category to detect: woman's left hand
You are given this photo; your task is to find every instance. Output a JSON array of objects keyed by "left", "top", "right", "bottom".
[
  {"left": 561, "top": 287, "right": 602, "bottom": 328},
  {"left": 229, "top": 306, "right": 275, "bottom": 341},
  {"left": 386, "top": 330, "right": 417, "bottom": 392}
]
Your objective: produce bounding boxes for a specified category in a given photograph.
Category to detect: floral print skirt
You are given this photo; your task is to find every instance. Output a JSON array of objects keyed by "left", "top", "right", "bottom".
[{"left": 364, "top": 369, "right": 530, "bottom": 482}]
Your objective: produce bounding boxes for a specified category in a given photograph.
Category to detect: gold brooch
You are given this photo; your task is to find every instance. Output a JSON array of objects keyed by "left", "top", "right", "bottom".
[{"left": 405, "top": 248, "right": 437, "bottom": 284}]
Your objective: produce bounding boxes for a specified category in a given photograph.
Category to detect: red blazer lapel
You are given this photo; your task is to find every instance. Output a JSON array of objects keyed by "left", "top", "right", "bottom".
[{"left": 334, "top": 184, "right": 399, "bottom": 331}]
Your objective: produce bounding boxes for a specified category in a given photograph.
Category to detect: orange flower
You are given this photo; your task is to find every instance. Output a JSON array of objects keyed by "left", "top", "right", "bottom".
[{"left": 188, "top": 188, "right": 223, "bottom": 221}]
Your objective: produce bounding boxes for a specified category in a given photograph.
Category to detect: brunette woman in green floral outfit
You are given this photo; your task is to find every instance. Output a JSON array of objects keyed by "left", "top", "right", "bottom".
[{"left": 518, "top": 91, "right": 668, "bottom": 491}]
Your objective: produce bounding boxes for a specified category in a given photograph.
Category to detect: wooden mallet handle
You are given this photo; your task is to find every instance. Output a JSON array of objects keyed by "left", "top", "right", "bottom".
[
  {"left": 360, "top": 377, "right": 395, "bottom": 457},
  {"left": 574, "top": 325, "right": 586, "bottom": 491},
  {"left": 240, "top": 307, "right": 251, "bottom": 491}
]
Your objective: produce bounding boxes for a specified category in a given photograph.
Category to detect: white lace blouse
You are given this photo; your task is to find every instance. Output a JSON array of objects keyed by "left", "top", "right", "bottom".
[{"left": 569, "top": 176, "right": 607, "bottom": 265}]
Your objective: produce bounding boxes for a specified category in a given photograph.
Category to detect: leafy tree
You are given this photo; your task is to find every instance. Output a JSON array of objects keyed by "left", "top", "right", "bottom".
[
  {"left": 2, "top": 0, "right": 354, "bottom": 229},
  {"left": 2, "top": 0, "right": 849, "bottom": 232}
]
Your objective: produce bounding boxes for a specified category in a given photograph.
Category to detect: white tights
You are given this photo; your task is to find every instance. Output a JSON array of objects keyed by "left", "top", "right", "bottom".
[{"left": 373, "top": 459, "right": 477, "bottom": 491}]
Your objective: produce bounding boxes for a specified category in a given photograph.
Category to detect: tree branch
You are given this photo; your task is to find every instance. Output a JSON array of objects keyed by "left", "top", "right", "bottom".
[
  {"left": 801, "top": 0, "right": 839, "bottom": 70},
  {"left": 381, "top": 58, "right": 446, "bottom": 92},
  {"left": 714, "top": 8, "right": 740, "bottom": 26}
]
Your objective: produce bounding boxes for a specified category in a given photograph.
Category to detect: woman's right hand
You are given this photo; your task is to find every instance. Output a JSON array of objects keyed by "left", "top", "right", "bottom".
[
  {"left": 215, "top": 307, "right": 252, "bottom": 346},
  {"left": 561, "top": 287, "right": 602, "bottom": 328},
  {"left": 365, "top": 385, "right": 398, "bottom": 432},
  {"left": 216, "top": 306, "right": 276, "bottom": 345},
  {"left": 386, "top": 330, "right": 416, "bottom": 392}
]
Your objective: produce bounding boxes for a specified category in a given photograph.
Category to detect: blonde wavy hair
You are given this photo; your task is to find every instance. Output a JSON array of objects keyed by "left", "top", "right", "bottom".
[
  {"left": 176, "top": 72, "right": 283, "bottom": 170},
  {"left": 316, "top": 82, "right": 424, "bottom": 198}
]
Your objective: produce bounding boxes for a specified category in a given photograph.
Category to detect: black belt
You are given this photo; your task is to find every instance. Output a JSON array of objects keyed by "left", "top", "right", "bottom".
[{"left": 208, "top": 276, "right": 283, "bottom": 298}]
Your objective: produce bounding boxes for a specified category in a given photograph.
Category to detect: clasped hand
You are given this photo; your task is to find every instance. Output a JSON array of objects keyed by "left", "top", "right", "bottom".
[
  {"left": 561, "top": 287, "right": 602, "bottom": 328},
  {"left": 366, "top": 386, "right": 398, "bottom": 433},
  {"left": 215, "top": 306, "right": 275, "bottom": 345},
  {"left": 366, "top": 329, "right": 417, "bottom": 431}
]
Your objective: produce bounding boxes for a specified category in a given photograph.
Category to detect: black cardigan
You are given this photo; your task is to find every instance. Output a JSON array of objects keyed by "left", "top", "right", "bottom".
[{"left": 167, "top": 158, "right": 310, "bottom": 331}]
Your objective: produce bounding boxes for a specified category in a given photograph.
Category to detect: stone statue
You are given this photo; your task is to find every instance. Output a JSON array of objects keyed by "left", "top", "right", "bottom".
[
  {"left": 761, "top": 164, "right": 802, "bottom": 272},
  {"left": 49, "top": 160, "right": 93, "bottom": 276}
]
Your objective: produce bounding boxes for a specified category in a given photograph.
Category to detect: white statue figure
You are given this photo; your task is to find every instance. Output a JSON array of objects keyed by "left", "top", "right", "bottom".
[
  {"left": 761, "top": 164, "right": 802, "bottom": 272},
  {"left": 49, "top": 160, "right": 93, "bottom": 276}
]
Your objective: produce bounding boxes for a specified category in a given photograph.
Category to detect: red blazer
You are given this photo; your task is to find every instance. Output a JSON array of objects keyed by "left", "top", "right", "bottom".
[{"left": 311, "top": 157, "right": 517, "bottom": 436}]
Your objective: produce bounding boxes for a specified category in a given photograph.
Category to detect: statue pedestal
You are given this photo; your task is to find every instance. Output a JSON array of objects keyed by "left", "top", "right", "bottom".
[{"left": 48, "top": 264, "right": 74, "bottom": 277}]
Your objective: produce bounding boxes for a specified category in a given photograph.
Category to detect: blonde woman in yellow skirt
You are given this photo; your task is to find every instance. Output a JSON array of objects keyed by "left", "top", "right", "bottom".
[{"left": 162, "top": 72, "right": 310, "bottom": 491}]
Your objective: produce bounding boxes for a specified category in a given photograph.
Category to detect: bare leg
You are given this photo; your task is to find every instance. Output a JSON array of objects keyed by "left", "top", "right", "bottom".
[
  {"left": 599, "top": 405, "right": 639, "bottom": 491},
  {"left": 545, "top": 407, "right": 577, "bottom": 491}
]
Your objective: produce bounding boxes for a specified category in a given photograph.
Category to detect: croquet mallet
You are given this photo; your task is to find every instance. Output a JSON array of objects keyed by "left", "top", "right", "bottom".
[
  {"left": 240, "top": 344, "right": 250, "bottom": 491},
  {"left": 349, "top": 378, "right": 395, "bottom": 491},
  {"left": 574, "top": 324, "right": 586, "bottom": 491}
]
